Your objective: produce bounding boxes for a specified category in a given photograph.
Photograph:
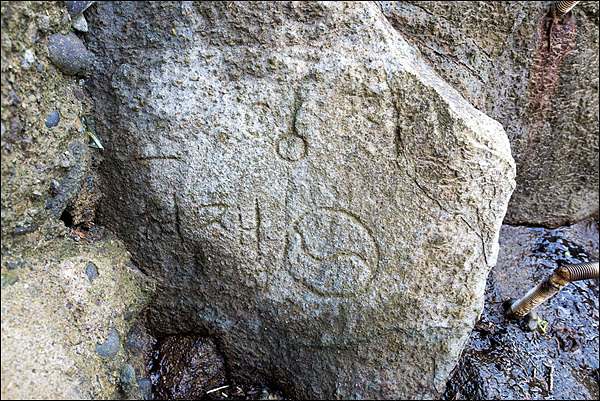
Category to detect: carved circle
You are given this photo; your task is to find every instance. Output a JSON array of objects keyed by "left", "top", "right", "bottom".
[
  {"left": 277, "top": 134, "right": 307, "bottom": 162},
  {"left": 286, "top": 208, "right": 379, "bottom": 297}
]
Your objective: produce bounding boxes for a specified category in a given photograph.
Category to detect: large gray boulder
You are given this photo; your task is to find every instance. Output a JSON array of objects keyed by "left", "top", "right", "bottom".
[
  {"left": 87, "top": 2, "right": 515, "bottom": 399},
  {"left": 379, "top": 1, "right": 599, "bottom": 228}
]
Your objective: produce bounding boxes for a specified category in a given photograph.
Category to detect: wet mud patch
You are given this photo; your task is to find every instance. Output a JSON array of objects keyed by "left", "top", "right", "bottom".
[
  {"left": 444, "top": 220, "right": 599, "bottom": 400},
  {"left": 147, "top": 333, "right": 286, "bottom": 400}
]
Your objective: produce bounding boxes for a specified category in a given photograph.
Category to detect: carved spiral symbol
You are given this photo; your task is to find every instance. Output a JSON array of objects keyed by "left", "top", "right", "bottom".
[{"left": 286, "top": 208, "right": 378, "bottom": 297}]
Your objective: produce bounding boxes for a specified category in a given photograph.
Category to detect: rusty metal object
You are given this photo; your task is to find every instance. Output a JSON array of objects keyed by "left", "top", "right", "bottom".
[
  {"left": 553, "top": 1, "right": 580, "bottom": 16},
  {"left": 505, "top": 262, "right": 599, "bottom": 320},
  {"left": 547, "top": 1, "right": 580, "bottom": 50}
]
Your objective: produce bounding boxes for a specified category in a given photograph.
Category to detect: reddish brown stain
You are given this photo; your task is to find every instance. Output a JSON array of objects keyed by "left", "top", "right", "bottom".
[{"left": 524, "top": 11, "right": 578, "bottom": 161}]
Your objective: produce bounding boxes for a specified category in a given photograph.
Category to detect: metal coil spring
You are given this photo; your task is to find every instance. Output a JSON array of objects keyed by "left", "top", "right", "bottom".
[
  {"left": 506, "top": 261, "right": 599, "bottom": 320},
  {"left": 554, "top": 1, "right": 580, "bottom": 16},
  {"left": 566, "top": 261, "right": 600, "bottom": 281}
]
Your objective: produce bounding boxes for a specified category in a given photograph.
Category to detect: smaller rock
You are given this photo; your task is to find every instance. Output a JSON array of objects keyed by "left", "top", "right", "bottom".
[
  {"left": 38, "top": 15, "right": 50, "bottom": 32},
  {"left": 47, "top": 33, "right": 92, "bottom": 76},
  {"left": 119, "top": 363, "right": 136, "bottom": 394},
  {"left": 6, "top": 261, "right": 22, "bottom": 270},
  {"left": 11, "top": 93, "right": 22, "bottom": 106},
  {"left": 45, "top": 111, "right": 60, "bottom": 128},
  {"left": 1, "top": 275, "right": 19, "bottom": 288},
  {"left": 72, "top": 14, "right": 88, "bottom": 32},
  {"left": 50, "top": 179, "right": 61, "bottom": 195},
  {"left": 37, "top": 63, "right": 44, "bottom": 73},
  {"left": 13, "top": 226, "right": 28, "bottom": 235},
  {"left": 22, "top": 49, "right": 35, "bottom": 69},
  {"left": 96, "top": 327, "right": 121, "bottom": 357},
  {"left": 137, "top": 378, "right": 152, "bottom": 400},
  {"left": 151, "top": 335, "right": 226, "bottom": 399},
  {"left": 21, "top": 136, "right": 32, "bottom": 151},
  {"left": 522, "top": 311, "right": 539, "bottom": 332},
  {"left": 85, "top": 263, "right": 98, "bottom": 281}
]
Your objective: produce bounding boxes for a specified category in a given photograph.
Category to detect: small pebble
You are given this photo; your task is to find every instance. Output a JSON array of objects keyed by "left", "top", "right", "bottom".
[
  {"left": 22, "top": 49, "right": 35, "bottom": 69},
  {"left": 38, "top": 15, "right": 50, "bottom": 32},
  {"left": 96, "top": 327, "right": 121, "bottom": 357},
  {"left": 61, "top": 12, "right": 70, "bottom": 25},
  {"left": 37, "top": 62, "right": 44, "bottom": 73},
  {"left": 47, "top": 33, "right": 92, "bottom": 76},
  {"left": 45, "top": 110, "right": 60, "bottom": 128},
  {"left": 50, "top": 179, "right": 61, "bottom": 195},
  {"left": 6, "top": 261, "right": 21, "bottom": 270},
  {"left": 13, "top": 226, "right": 29, "bottom": 235},
  {"left": 72, "top": 14, "right": 88, "bottom": 32},
  {"left": 86, "top": 263, "right": 98, "bottom": 281},
  {"left": 522, "top": 310, "right": 539, "bottom": 332},
  {"left": 1, "top": 276, "right": 19, "bottom": 288},
  {"left": 137, "top": 378, "right": 152, "bottom": 400},
  {"left": 11, "top": 93, "right": 21, "bottom": 106},
  {"left": 119, "top": 364, "right": 136, "bottom": 393}
]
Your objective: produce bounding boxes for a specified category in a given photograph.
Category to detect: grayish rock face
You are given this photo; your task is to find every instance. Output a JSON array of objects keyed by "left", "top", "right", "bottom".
[
  {"left": 87, "top": 2, "right": 515, "bottom": 399},
  {"left": 379, "top": 1, "right": 599, "bottom": 228}
]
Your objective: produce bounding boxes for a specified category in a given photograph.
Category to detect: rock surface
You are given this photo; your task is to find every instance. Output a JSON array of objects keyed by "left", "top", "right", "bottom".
[
  {"left": 379, "top": 1, "right": 599, "bottom": 228},
  {"left": 87, "top": 2, "right": 515, "bottom": 399},
  {"left": 1, "top": 2, "right": 155, "bottom": 399}
]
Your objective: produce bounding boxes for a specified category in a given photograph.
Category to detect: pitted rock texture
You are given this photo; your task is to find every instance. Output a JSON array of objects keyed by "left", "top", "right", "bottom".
[
  {"left": 87, "top": 2, "right": 515, "bottom": 399},
  {"left": 379, "top": 1, "right": 599, "bottom": 228}
]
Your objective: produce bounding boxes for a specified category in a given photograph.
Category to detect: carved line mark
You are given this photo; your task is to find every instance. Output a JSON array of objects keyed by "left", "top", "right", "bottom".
[
  {"left": 237, "top": 199, "right": 262, "bottom": 256},
  {"left": 173, "top": 192, "right": 185, "bottom": 245},
  {"left": 459, "top": 212, "right": 488, "bottom": 267},
  {"left": 255, "top": 198, "right": 261, "bottom": 256},
  {"left": 389, "top": 83, "right": 451, "bottom": 214},
  {"left": 193, "top": 203, "right": 228, "bottom": 231},
  {"left": 133, "top": 155, "right": 183, "bottom": 161},
  {"left": 277, "top": 91, "right": 307, "bottom": 162}
]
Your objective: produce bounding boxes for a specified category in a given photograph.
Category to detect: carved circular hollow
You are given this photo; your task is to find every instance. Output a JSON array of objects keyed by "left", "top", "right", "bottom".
[
  {"left": 277, "top": 134, "right": 307, "bottom": 162},
  {"left": 286, "top": 208, "right": 379, "bottom": 297}
]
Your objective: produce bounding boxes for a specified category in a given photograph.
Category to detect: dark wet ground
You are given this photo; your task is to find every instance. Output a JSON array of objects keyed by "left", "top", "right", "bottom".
[
  {"left": 143, "top": 220, "right": 599, "bottom": 400},
  {"left": 443, "top": 220, "right": 599, "bottom": 400}
]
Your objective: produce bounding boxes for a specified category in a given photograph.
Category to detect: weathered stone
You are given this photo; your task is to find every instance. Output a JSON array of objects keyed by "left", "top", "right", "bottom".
[
  {"left": 87, "top": 2, "right": 515, "bottom": 399},
  {"left": 47, "top": 33, "right": 92, "bottom": 76},
  {"left": 1, "top": 3, "right": 155, "bottom": 399},
  {"left": 1, "top": 235, "right": 155, "bottom": 399},
  {"left": 45, "top": 110, "right": 60, "bottom": 127},
  {"left": 65, "top": 1, "right": 95, "bottom": 19},
  {"left": 379, "top": 1, "right": 599, "bottom": 227}
]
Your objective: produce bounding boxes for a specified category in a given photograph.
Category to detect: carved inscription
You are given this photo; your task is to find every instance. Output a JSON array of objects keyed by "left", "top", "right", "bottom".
[
  {"left": 286, "top": 208, "right": 379, "bottom": 297},
  {"left": 238, "top": 199, "right": 261, "bottom": 259},
  {"left": 277, "top": 92, "right": 307, "bottom": 162},
  {"left": 277, "top": 134, "right": 307, "bottom": 162}
]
